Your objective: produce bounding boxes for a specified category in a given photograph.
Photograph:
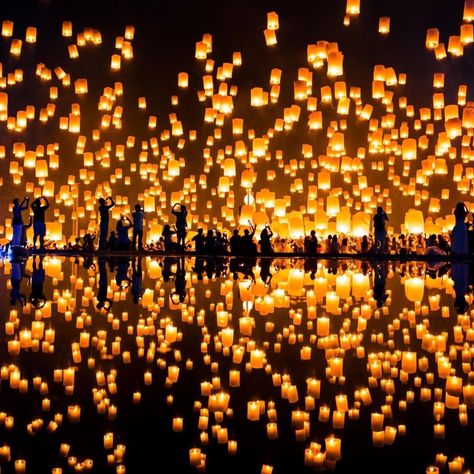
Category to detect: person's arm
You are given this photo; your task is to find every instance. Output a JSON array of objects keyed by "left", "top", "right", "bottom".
[
  {"left": 107, "top": 198, "right": 115, "bottom": 209},
  {"left": 21, "top": 197, "right": 29, "bottom": 210},
  {"left": 43, "top": 197, "right": 50, "bottom": 210}
]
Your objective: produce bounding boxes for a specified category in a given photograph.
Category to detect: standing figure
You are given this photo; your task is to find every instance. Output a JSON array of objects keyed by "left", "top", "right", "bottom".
[
  {"left": 11, "top": 197, "right": 29, "bottom": 247},
  {"left": 171, "top": 203, "right": 188, "bottom": 249},
  {"left": 31, "top": 196, "right": 50, "bottom": 250},
  {"left": 98, "top": 197, "right": 115, "bottom": 250},
  {"left": 259, "top": 225, "right": 274, "bottom": 255},
  {"left": 304, "top": 230, "right": 318, "bottom": 256},
  {"left": 452, "top": 202, "right": 469, "bottom": 255},
  {"left": 132, "top": 204, "right": 146, "bottom": 250},
  {"left": 192, "top": 228, "right": 206, "bottom": 254},
  {"left": 373, "top": 207, "right": 389, "bottom": 254},
  {"left": 21, "top": 217, "right": 33, "bottom": 247}
]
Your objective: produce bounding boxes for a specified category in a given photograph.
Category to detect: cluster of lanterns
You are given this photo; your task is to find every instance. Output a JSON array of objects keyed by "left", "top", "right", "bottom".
[
  {"left": 0, "top": 256, "right": 473, "bottom": 472},
  {"left": 0, "top": 2, "right": 474, "bottom": 244}
]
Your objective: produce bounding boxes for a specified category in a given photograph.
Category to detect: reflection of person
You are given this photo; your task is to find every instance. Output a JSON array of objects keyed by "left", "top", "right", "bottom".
[
  {"left": 96, "top": 258, "right": 112, "bottom": 310},
  {"left": 131, "top": 257, "right": 144, "bottom": 303},
  {"left": 10, "top": 258, "right": 28, "bottom": 306},
  {"left": 29, "top": 256, "right": 46, "bottom": 308},
  {"left": 259, "top": 258, "right": 273, "bottom": 286},
  {"left": 452, "top": 202, "right": 469, "bottom": 255},
  {"left": 373, "top": 207, "right": 388, "bottom": 254},
  {"left": 372, "top": 261, "right": 388, "bottom": 308},
  {"left": 115, "top": 257, "right": 131, "bottom": 289},
  {"left": 452, "top": 262, "right": 469, "bottom": 314},
  {"left": 171, "top": 203, "right": 188, "bottom": 249},
  {"left": 31, "top": 196, "right": 49, "bottom": 249},
  {"left": 98, "top": 197, "right": 115, "bottom": 250},
  {"left": 171, "top": 257, "right": 187, "bottom": 304},
  {"left": 11, "top": 197, "right": 29, "bottom": 246}
]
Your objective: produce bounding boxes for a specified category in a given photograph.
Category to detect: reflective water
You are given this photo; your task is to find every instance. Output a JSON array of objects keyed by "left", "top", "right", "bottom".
[{"left": 1, "top": 256, "right": 474, "bottom": 473}]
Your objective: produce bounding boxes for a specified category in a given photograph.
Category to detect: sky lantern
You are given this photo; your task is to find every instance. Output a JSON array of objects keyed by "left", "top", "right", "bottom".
[
  {"left": 404, "top": 209, "right": 424, "bottom": 234},
  {"left": 264, "top": 29, "right": 278, "bottom": 46},
  {"left": 378, "top": 17, "right": 390, "bottom": 34},
  {"left": 346, "top": 0, "right": 360, "bottom": 16},
  {"left": 2, "top": 20, "right": 13, "bottom": 37},
  {"left": 327, "top": 51, "right": 344, "bottom": 76},
  {"left": 426, "top": 28, "right": 440, "bottom": 49}
]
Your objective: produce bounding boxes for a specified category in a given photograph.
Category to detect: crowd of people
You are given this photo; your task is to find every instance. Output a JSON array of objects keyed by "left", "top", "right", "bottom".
[{"left": 5, "top": 196, "right": 474, "bottom": 259}]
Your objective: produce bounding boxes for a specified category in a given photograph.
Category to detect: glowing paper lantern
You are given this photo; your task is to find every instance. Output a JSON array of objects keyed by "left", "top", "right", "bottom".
[
  {"left": 404, "top": 278, "right": 424, "bottom": 303},
  {"left": 404, "top": 209, "right": 424, "bottom": 234}
]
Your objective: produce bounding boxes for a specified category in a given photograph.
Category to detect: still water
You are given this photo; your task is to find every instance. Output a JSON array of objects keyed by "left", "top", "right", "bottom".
[{"left": 1, "top": 255, "right": 473, "bottom": 473}]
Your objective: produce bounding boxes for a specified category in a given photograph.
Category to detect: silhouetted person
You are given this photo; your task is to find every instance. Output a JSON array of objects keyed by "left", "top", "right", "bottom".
[
  {"left": 229, "top": 229, "right": 241, "bottom": 255},
  {"left": 21, "top": 217, "right": 33, "bottom": 247},
  {"left": 329, "top": 235, "right": 340, "bottom": 254},
  {"left": 259, "top": 225, "right": 274, "bottom": 255},
  {"left": 205, "top": 230, "right": 216, "bottom": 254},
  {"left": 452, "top": 262, "right": 469, "bottom": 314},
  {"left": 373, "top": 206, "right": 388, "bottom": 254},
  {"left": 116, "top": 216, "right": 132, "bottom": 250},
  {"left": 132, "top": 204, "right": 146, "bottom": 251},
  {"left": 83, "top": 232, "right": 96, "bottom": 251},
  {"left": 96, "top": 258, "right": 112, "bottom": 310},
  {"left": 98, "top": 197, "right": 115, "bottom": 250},
  {"left": 162, "top": 224, "right": 176, "bottom": 252},
  {"left": 192, "top": 228, "right": 206, "bottom": 254},
  {"left": 241, "top": 222, "right": 257, "bottom": 255},
  {"left": 31, "top": 196, "right": 49, "bottom": 250},
  {"left": 11, "top": 197, "right": 29, "bottom": 246},
  {"left": 29, "top": 256, "right": 46, "bottom": 308},
  {"left": 107, "top": 231, "right": 118, "bottom": 251},
  {"left": 304, "top": 230, "right": 318, "bottom": 256},
  {"left": 171, "top": 203, "right": 188, "bottom": 249},
  {"left": 452, "top": 202, "right": 469, "bottom": 255},
  {"left": 215, "top": 231, "right": 228, "bottom": 254},
  {"left": 131, "top": 257, "right": 144, "bottom": 303}
]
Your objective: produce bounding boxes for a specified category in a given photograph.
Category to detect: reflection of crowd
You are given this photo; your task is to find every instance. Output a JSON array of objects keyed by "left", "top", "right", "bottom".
[{"left": 8, "top": 255, "right": 473, "bottom": 316}]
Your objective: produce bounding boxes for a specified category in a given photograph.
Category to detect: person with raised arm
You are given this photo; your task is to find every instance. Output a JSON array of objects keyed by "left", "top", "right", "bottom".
[
  {"left": 259, "top": 224, "right": 274, "bottom": 255},
  {"left": 98, "top": 196, "right": 115, "bottom": 250},
  {"left": 31, "top": 196, "right": 50, "bottom": 250},
  {"left": 11, "top": 196, "right": 29, "bottom": 247},
  {"left": 171, "top": 203, "right": 188, "bottom": 250}
]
